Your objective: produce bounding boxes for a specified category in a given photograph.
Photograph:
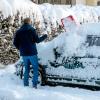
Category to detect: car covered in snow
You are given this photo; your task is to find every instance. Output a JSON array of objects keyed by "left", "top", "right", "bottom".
[{"left": 15, "top": 19, "right": 100, "bottom": 89}]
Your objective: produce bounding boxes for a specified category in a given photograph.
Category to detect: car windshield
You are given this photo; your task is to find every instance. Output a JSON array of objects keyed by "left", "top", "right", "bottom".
[{"left": 86, "top": 35, "right": 100, "bottom": 46}]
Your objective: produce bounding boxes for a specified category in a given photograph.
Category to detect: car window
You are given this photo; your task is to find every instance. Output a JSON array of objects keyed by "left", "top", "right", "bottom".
[{"left": 86, "top": 35, "right": 100, "bottom": 46}]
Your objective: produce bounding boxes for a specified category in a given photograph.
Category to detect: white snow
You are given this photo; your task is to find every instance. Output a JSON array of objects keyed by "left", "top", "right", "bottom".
[
  {"left": 0, "top": 65, "right": 100, "bottom": 100},
  {"left": 1, "top": 0, "right": 100, "bottom": 29},
  {"left": 1, "top": 0, "right": 100, "bottom": 99},
  {"left": 37, "top": 19, "right": 100, "bottom": 79}
]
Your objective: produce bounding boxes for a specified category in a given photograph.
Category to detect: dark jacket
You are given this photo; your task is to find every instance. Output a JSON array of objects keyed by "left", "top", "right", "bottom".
[{"left": 13, "top": 24, "right": 47, "bottom": 56}]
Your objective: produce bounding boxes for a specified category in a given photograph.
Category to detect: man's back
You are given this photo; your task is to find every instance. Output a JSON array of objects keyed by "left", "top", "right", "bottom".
[
  {"left": 14, "top": 23, "right": 47, "bottom": 56},
  {"left": 14, "top": 24, "right": 38, "bottom": 56}
]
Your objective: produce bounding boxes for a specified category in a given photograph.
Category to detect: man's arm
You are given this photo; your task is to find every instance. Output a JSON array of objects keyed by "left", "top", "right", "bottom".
[
  {"left": 13, "top": 32, "right": 20, "bottom": 49},
  {"left": 31, "top": 28, "right": 47, "bottom": 43}
]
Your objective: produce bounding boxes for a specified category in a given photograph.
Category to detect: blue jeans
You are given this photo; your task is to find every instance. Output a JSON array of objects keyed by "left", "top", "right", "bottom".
[{"left": 22, "top": 55, "right": 39, "bottom": 87}]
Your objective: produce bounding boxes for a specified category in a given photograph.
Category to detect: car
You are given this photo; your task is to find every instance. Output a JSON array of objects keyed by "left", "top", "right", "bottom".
[{"left": 15, "top": 22, "right": 100, "bottom": 90}]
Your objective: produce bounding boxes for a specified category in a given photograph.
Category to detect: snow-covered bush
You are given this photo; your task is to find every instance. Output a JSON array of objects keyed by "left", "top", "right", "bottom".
[
  {"left": 1, "top": 0, "right": 100, "bottom": 65},
  {"left": 0, "top": 2, "right": 63, "bottom": 65}
]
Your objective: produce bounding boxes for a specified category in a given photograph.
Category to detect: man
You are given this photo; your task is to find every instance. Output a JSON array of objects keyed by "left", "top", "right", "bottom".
[{"left": 13, "top": 18, "right": 47, "bottom": 88}]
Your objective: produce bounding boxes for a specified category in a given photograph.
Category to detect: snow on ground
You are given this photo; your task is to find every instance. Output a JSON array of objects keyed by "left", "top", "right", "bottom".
[{"left": 0, "top": 65, "right": 100, "bottom": 100}]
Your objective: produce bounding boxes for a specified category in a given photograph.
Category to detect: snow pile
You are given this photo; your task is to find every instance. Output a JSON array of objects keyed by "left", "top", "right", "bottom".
[
  {"left": 0, "top": 0, "right": 12, "bottom": 17},
  {"left": 38, "top": 21, "right": 100, "bottom": 79},
  {"left": 1, "top": 0, "right": 100, "bottom": 29},
  {"left": 0, "top": 0, "right": 100, "bottom": 37},
  {"left": 0, "top": 65, "right": 100, "bottom": 100},
  {"left": 0, "top": 0, "right": 40, "bottom": 18},
  {"left": 0, "top": 0, "right": 44, "bottom": 29},
  {"left": 71, "top": 5, "right": 100, "bottom": 23},
  {"left": 38, "top": 21, "right": 100, "bottom": 64}
]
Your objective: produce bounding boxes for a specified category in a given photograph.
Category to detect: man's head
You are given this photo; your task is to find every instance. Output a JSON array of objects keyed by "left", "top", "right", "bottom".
[{"left": 23, "top": 18, "right": 32, "bottom": 24}]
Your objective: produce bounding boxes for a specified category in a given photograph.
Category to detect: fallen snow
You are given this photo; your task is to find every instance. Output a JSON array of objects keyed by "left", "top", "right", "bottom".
[
  {"left": 37, "top": 21, "right": 100, "bottom": 79},
  {"left": 1, "top": 0, "right": 100, "bottom": 24},
  {"left": 1, "top": 0, "right": 100, "bottom": 99},
  {"left": 0, "top": 65, "right": 100, "bottom": 100}
]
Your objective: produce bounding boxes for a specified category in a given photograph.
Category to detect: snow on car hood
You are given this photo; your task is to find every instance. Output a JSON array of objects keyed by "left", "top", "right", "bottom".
[{"left": 37, "top": 22, "right": 100, "bottom": 65}]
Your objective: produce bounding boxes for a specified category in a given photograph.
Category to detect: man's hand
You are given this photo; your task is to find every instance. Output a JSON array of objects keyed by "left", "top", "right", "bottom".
[{"left": 43, "top": 34, "right": 48, "bottom": 39}]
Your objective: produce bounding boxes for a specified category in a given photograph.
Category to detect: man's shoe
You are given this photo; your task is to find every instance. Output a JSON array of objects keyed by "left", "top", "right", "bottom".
[{"left": 33, "top": 86, "right": 37, "bottom": 89}]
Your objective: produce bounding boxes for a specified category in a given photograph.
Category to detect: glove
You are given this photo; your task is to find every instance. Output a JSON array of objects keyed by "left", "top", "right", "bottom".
[{"left": 43, "top": 34, "right": 48, "bottom": 39}]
